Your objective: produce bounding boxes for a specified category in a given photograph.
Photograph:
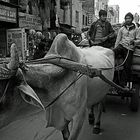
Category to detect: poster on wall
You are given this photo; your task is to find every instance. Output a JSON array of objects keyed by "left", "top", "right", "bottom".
[{"left": 7, "top": 28, "right": 27, "bottom": 60}]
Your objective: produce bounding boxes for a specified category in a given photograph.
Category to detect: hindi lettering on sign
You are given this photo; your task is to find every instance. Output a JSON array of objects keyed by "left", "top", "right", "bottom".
[
  {"left": 19, "top": 12, "right": 42, "bottom": 31},
  {"left": 0, "top": 4, "right": 17, "bottom": 23}
]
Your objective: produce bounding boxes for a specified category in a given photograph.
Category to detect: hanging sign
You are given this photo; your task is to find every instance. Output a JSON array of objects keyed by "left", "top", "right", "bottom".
[
  {"left": 0, "top": 4, "right": 17, "bottom": 23},
  {"left": 19, "top": 12, "right": 42, "bottom": 31}
]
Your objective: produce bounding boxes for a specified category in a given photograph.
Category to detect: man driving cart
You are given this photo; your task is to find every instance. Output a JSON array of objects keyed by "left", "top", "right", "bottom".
[{"left": 113, "top": 12, "right": 140, "bottom": 87}]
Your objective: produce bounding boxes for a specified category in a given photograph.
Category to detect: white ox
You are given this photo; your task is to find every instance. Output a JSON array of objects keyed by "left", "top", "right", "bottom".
[
  {"left": 81, "top": 46, "right": 114, "bottom": 134},
  {"left": 0, "top": 34, "right": 114, "bottom": 140}
]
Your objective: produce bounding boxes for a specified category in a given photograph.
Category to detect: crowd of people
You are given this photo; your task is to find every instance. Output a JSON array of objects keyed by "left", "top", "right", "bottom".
[{"left": 27, "top": 30, "right": 56, "bottom": 60}]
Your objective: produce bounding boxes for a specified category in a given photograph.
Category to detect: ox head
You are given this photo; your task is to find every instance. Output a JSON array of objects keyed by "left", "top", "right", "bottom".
[{"left": 0, "top": 44, "right": 44, "bottom": 116}]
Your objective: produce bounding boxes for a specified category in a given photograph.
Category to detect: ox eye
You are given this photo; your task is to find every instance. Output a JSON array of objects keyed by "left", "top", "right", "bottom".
[{"left": 24, "top": 95, "right": 31, "bottom": 102}]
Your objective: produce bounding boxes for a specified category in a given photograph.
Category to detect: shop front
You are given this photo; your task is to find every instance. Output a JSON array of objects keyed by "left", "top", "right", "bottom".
[
  {"left": 0, "top": 1, "right": 18, "bottom": 60},
  {"left": 18, "top": 12, "right": 43, "bottom": 60}
]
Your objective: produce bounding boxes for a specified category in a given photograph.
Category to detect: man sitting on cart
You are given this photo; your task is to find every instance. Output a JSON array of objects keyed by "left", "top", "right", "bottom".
[
  {"left": 88, "top": 9, "right": 116, "bottom": 48},
  {"left": 113, "top": 12, "right": 140, "bottom": 86}
]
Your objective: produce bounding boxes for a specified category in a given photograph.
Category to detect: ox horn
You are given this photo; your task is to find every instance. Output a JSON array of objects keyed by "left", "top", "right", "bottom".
[{"left": 7, "top": 43, "right": 19, "bottom": 70}]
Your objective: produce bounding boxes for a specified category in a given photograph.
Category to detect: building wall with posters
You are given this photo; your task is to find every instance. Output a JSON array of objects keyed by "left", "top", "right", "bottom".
[
  {"left": 0, "top": 0, "right": 43, "bottom": 60},
  {"left": 18, "top": 0, "right": 44, "bottom": 60},
  {"left": 0, "top": 0, "right": 18, "bottom": 59},
  {"left": 18, "top": 0, "right": 42, "bottom": 31},
  {"left": 18, "top": 12, "right": 42, "bottom": 31}
]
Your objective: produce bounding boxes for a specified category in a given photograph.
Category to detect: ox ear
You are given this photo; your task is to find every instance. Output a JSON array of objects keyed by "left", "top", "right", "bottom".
[
  {"left": 16, "top": 69, "right": 45, "bottom": 110},
  {"left": 17, "top": 83, "right": 45, "bottom": 110}
]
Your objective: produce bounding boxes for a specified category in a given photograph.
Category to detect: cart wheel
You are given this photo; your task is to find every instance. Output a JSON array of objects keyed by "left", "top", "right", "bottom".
[{"left": 130, "top": 84, "right": 139, "bottom": 112}]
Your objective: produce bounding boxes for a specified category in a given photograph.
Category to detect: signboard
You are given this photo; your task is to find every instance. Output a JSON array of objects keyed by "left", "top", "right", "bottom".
[
  {"left": 19, "top": 12, "right": 42, "bottom": 31},
  {"left": 7, "top": 28, "right": 27, "bottom": 60},
  {"left": 1, "top": 0, "right": 10, "bottom": 2},
  {"left": 0, "top": 4, "right": 17, "bottom": 23}
]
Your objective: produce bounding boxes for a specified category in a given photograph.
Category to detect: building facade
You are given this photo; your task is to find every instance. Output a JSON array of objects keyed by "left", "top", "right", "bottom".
[
  {"left": 108, "top": 5, "right": 119, "bottom": 24},
  {"left": 71, "top": 0, "right": 83, "bottom": 33},
  {"left": 94, "top": 0, "right": 108, "bottom": 20},
  {"left": 82, "top": 9, "right": 88, "bottom": 28},
  {"left": 56, "top": 0, "right": 84, "bottom": 34},
  {"left": 0, "top": 0, "right": 18, "bottom": 59},
  {"left": 1, "top": 0, "right": 115, "bottom": 60},
  {"left": 81, "top": 0, "right": 95, "bottom": 27}
]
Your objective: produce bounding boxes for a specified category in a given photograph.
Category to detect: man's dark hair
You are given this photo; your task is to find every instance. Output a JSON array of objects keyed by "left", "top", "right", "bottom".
[
  {"left": 125, "top": 12, "right": 134, "bottom": 20},
  {"left": 99, "top": 9, "right": 107, "bottom": 17}
]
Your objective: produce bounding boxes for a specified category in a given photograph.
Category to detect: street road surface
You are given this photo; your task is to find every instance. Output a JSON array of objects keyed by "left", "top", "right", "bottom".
[{"left": 0, "top": 96, "right": 140, "bottom": 140}]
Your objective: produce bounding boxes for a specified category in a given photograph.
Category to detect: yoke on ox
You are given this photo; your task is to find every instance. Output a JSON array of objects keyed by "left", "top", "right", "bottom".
[{"left": 0, "top": 34, "right": 114, "bottom": 140}]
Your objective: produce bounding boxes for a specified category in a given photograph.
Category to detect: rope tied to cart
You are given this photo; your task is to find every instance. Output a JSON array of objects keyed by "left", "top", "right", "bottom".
[
  {"left": 0, "top": 54, "right": 134, "bottom": 107},
  {"left": 18, "top": 55, "right": 132, "bottom": 93},
  {"left": 0, "top": 50, "right": 132, "bottom": 94}
]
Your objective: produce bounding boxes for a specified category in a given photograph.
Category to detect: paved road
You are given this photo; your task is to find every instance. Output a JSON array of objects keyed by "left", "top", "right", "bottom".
[
  {"left": 78, "top": 96, "right": 140, "bottom": 140},
  {"left": 0, "top": 96, "right": 140, "bottom": 140}
]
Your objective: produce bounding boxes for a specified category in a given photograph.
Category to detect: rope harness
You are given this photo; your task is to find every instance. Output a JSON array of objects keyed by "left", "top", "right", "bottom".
[
  {"left": 22, "top": 55, "right": 131, "bottom": 93},
  {"left": 0, "top": 80, "right": 10, "bottom": 103},
  {"left": 0, "top": 52, "right": 132, "bottom": 107},
  {"left": 24, "top": 55, "right": 132, "bottom": 91},
  {"left": 0, "top": 64, "right": 16, "bottom": 104},
  {"left": 45, "top": 73, "right": 83, "bottom": 109}
]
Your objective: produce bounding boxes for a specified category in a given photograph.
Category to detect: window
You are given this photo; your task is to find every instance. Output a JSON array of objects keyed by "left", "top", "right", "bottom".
[
  {"left": 86, "top": 16, "right": 88, "bottom": 26},
  {"left": 83, "top": 15, "right": 85, "bottom": 25},
  {"left": 75, "top": 11, "right": 79, "bottom": 23}
]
